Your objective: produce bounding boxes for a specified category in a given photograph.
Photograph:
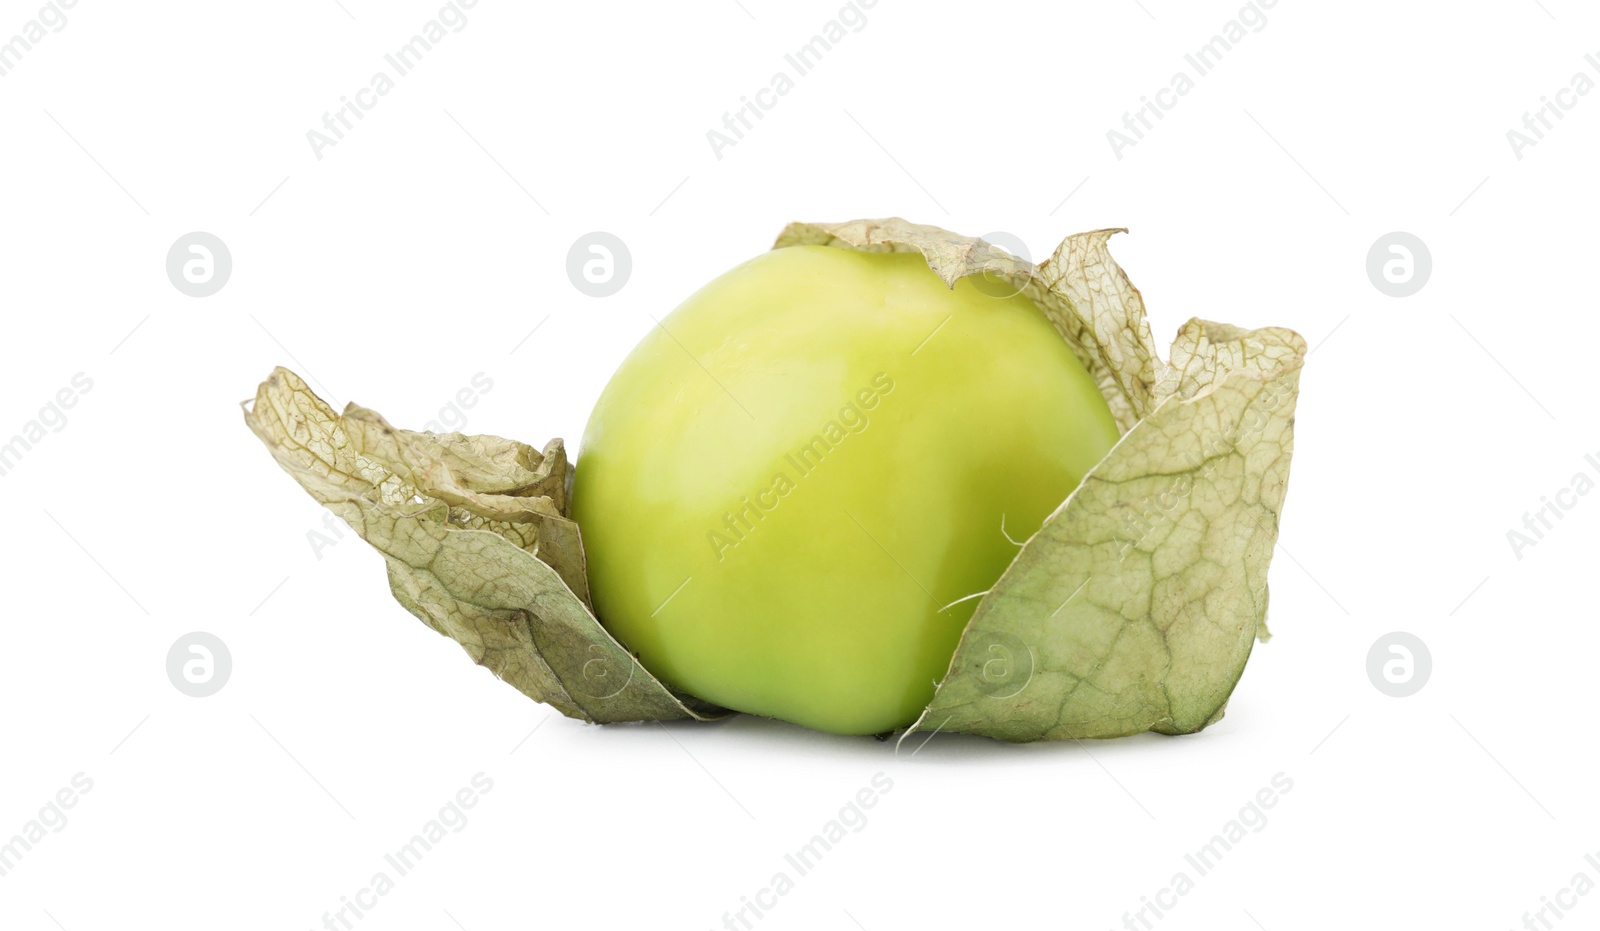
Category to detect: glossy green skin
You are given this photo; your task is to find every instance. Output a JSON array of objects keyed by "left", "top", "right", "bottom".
[{"left": 572, "top": 245, "right": 1119, "bottom": 735}]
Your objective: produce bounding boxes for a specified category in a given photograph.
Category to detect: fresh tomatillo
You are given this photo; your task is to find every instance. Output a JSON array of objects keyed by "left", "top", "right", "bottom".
[
  {"left": 571, "top": 245, "right": 1120, "bottom": 734},
  {"left": 245, "top": 218, "right": 1304, "bottom": 744}
]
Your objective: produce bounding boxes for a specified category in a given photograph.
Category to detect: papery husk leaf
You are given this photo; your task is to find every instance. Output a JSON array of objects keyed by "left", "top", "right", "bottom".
[
  {"left": 774, "top": 219, "right": 1303, "bottom": 743},
  {"left": 776, "top": 219, "right": 1161, "bottom": 432},
  {"left": 243, "top": 367, "right": 724, "bottom": 724}
]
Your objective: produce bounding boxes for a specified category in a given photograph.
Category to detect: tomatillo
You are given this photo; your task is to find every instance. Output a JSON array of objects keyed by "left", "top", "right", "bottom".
[{"left": 572, "top": 244, "right": 1119, "bottom": 735}]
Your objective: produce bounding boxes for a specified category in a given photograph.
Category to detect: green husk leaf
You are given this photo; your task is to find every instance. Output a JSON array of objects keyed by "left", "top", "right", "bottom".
[
  {"left": 243, "top": 367, "right": 724, "bottom": 724},
  {"left": 774, "top": 219, "right": 1304, "bottom": 742},
  {"left": 776, "top": 219, "right": 1160, "bottom": 432}
]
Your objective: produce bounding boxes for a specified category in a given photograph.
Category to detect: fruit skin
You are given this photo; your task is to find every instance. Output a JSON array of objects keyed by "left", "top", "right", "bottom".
[{"left": 572, "top": 244, "right": 1120, "bottom": 735}]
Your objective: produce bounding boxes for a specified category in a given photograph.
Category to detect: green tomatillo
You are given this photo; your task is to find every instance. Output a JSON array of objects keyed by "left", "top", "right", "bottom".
[
  {"left": 572, "top": 244, "right": 1120, "bottom": 735},
  {"left": 245, "top": 218, "right": 1304, "bottom": 745}
]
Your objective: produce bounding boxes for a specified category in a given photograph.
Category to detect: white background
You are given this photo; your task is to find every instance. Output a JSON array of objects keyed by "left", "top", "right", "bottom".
[{"left": 1, "top": 1, "right": 1596, "bottom": 929}]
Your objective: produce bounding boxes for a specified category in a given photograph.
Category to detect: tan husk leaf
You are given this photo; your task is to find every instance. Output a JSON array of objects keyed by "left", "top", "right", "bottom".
[
  {"left": 243, "top": 367, "right": 724, "bottom": 724},
  {"left": 775, "top": 219, "right": 1303, "bottom": 742}
]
